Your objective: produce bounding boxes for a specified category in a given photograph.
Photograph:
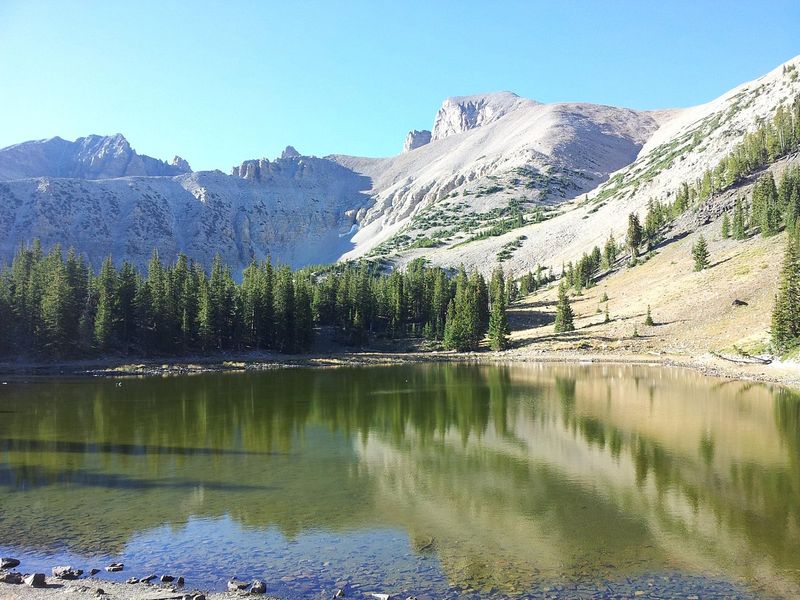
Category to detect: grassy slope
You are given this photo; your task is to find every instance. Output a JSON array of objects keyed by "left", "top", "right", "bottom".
[{"left": 508, "top": 217, "right": 783, "bottom": 359}]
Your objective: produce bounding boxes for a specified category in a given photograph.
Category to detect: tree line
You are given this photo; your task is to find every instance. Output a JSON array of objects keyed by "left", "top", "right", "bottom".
[{"left": 0, "top": 243, "right": 526, "bottom": 359}]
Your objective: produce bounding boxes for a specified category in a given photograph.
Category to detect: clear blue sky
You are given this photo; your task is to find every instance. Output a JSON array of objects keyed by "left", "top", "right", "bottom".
[{"left": 1, "top": 0, "right": 798, "bottom": 171}]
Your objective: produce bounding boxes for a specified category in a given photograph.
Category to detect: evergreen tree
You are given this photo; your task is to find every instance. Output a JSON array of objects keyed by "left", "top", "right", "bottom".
[
  {"left": 692, "top": 235, "right": 710, "bottom": 271},
  {"left": 273, "top": 266, "right": 296, "bottom": 352},
  {"left": 488, "top": 267, "right": 510, "bottom": 351},
  {"left": 626, "top": 213, "right": 643, "bottom": 260},
  {"left": 644, "top": 305, "right": 654, "bottom": 326},
  {"left": 772, "top": 231, "right": 800, "bottom": 352},
  {"left": 553, "top": 282, "right": 575, "bottom": 333},
  {"left": 721, "top": 212, "right": 730, "bottom": 238},
  {"left": 94, "top": 257, "right": 119, "bottom": 351},
  {"left": 732, "top": 197, "right": 747, "bottom": 240}
]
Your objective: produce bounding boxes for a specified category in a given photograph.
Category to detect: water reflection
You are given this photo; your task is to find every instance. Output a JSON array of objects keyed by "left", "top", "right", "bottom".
[{"left": 0, "top": 364, "right": 798, "bottom": 597}]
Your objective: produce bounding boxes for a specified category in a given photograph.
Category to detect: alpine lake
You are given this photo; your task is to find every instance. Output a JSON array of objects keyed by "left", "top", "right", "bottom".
[{"left": 1, "top": 363, "right": 799, "bottom": 599}]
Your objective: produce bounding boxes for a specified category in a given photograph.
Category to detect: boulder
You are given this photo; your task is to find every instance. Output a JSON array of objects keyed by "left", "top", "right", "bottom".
[
  {"left": 160, "top": 574, "right": 175, "bottom": 583},
  {"left": 52, "top": 566, "right": 83, "bottom": 579},
  {"left": 141, "top": 574, "right": 157, "bottom": 583},
  {"left": 227, "top": 579, "right": 248, "bottom": 591},
  {"left": 89, "top": 568, "right": 101, "bottom": 576},
  {"left": 176, "top": 575, "right": 185, "bottom": 587},
  {"left": 24, "top": 573, "right": 46, "bottom": 588},
  {"left": 126, "top": 577, "right": 139, "bottom": 584},
  {"left": 105, "top": 562, "right": 124, "bottom": 572},
  {"left": 250, "top": 579, "right": 267, "bottom": 594},
  {"left": 0, "top": 558, "right": 20, "bottom": 570},
  {"left": 0, "top": 571, "right": 24, "bottom": 584}
]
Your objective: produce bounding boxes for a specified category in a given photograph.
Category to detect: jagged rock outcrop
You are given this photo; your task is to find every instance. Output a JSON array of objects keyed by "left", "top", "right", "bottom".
[
  {"left": 171, "top": 155, "right": 192, "bottom": 172},
  {"left": 281, "top": 145, "right": 300, "bottom": 159},
  {"left": 0, "top": 134, "right": 189, "bottom": 180},
  {"left": 430, "top": 92, "right": 534, "bottom": 141},
  {"left": 403, "top": 130, "right": 431, "bottom": 152}
]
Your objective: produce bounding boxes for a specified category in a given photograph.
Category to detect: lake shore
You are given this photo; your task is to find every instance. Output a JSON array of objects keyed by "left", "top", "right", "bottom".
[
  {"left": 0, "top": 345, "right": 798, "bottom": 390},
  {"left": 0, "top": 576, "right": 242, "bottom": 600}
]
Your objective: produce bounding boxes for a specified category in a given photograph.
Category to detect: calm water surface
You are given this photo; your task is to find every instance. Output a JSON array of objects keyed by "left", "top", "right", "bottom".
[{"left": 1, "top": 363, "right": 799, "bottom": 598}]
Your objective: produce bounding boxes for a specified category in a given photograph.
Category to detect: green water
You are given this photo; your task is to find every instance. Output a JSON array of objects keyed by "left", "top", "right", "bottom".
[{"left": 0, "top": 363, "right": 799, "bottom": 598}]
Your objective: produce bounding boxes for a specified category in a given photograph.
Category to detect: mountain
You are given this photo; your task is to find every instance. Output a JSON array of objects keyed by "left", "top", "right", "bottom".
[
  {"left": 0, "top": 57, "right": 798, "bottom": 275},
  {"left": 0, "top": 133, "right": 191, "bottom": 180}
]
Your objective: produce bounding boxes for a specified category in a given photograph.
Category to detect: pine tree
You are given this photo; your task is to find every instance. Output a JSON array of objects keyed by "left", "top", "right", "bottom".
[
  {"left": 273, "top": 266, "right": 296, "bottom": 352},
  {"left": 94, "top": 257, "right": 119, "bottom": 351},
  {"left": 692, "top": 235, "right": 710, "bottom": 271},
  {"left": 604, "top": 304, "right": 610, "bottom": 323},
  {"left": 732, "top": 197, "right": 746, "bottom": 240},
  {"left": 721, "top": 212, "right": 730, "bottom": 238},
  {"left": 626, "top": 213, "right": 643, "bottom": 260},
  {"left": 553, "top": 282, "right": 575, "bottom": 333},
  {"left": 488, "top": 267, "right": 510, "bottom": 351},
  {"left": 644, "top": 305, "right": 654, "bottom": 326},
  {"left": 772, "top": 231, "right": 800, "bottom": 352}
]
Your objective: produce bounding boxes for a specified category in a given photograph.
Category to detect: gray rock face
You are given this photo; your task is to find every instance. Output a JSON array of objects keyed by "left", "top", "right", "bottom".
[
  {"left": 0, "top": 134, "right": 190, "bottom": 180},
  {"left": 0, "top": 152, "right": 372, "bottom": 273},
  {"left": 402, "top": 130, "right": 431, "bottom": 152},
  {"left": 431, "top": 92, "right": 532, "bottom": 140}
]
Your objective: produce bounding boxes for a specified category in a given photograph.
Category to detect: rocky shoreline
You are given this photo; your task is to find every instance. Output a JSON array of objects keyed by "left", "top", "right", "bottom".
[
  {"left": 0, "top": 556, "right": 280, "bottom": 600},
  {"left": 0, "top": 347, "right": 798, "bottom": 390}
]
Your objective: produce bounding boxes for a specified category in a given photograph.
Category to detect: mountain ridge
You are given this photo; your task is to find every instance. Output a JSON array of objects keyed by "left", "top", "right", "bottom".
[{"left": 0, "top": 55, "right": 798, "bottom": 274}]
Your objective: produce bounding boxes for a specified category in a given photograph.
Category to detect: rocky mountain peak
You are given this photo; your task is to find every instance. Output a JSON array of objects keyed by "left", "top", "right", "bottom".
[
  {"left": 171, "top": 155, "right": 192, "bottom": 172},
  {"left": 431, "top": 91, "right": 534, "bottom": 141},
  {"left": 402, "top": 130, "right": 432, "bottom": 153},
  {"left": 0, "top": 134, "right": 189, "bottom": 180},
  {"left": 281, "top": 145, "right": 301, "bottom": 159}
]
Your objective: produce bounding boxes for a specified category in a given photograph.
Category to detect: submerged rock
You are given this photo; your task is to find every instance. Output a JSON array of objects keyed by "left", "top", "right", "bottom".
[
  {"left": 126, "top": 577, "right": 139, "bottom": 584},
  {"left": 176, "top": 575, "right": 185, "bottom": 587},
  {"left": 105, "top": 563, "right": 124, "bottom": 572},
  {"left": 0, "top": 558, "right": 20, "bottom": 569},
  {"left": 89, "top": 569, "right": 101, "bottom": 576},
  {"left": 160, "top": 574, "right": 175, "bottom": 583},
  {"left": 141, "top": 574, "right": 157, "bottom": 583},
  {"left": 250, "top": 579, "right": 267, "bottom": 594},
  {"left": 24, "top": 573, "right": 46, "bottom": 588}
]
